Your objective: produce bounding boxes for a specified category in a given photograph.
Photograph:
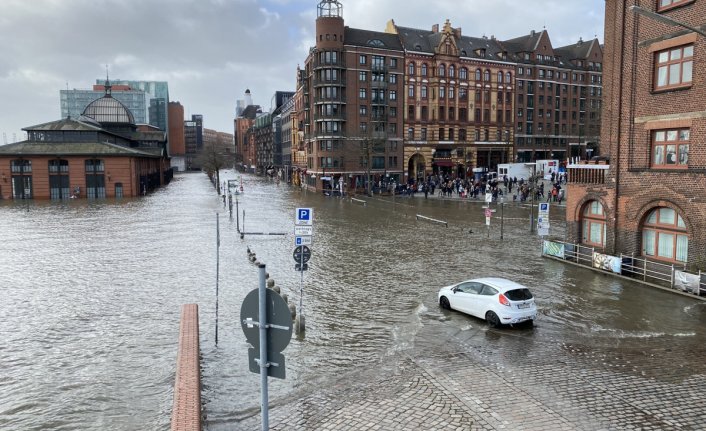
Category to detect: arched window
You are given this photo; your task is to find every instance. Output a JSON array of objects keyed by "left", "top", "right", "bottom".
[
  {"left": 642, "top": 207, "right": 688, "bottom": 263},
  {"left": 448, "top": 65, "right": 455, "bottom": 78},
  {"left": 408, "top": 62, "right": 415, "bottom": 76},
  {"left": 506, "top": 72, "right": 512, "bottom": 83},
  {"left": 484, "top": 69, "right": 491, "bottom": 82},
  {"left": 459, "top": 67, "right": 468, "bottom": 80},
  {"left": 85, "top": 159, "right": 106, "bottom": 199},
  {"left": 421, "top": 63, "right": 428, "bottom": 77},
  {"left": 438, "top": 64, "right": 446, "bottom": 77},
  {"left": 497, "top": 71, "right": 503, "bottom": 83},
  {"left": 475, "top": 69, "right": 482, "bottom": 81},
  {"left": 581, "top": 201, "right": 606, "bottom": 247}
]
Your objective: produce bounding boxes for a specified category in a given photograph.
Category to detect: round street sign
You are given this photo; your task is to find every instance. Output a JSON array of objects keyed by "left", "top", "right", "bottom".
[
  {"left": 293, "top": 245, "right": 311, "bottom": 263},
  {"left": 240, "top": 288, "right": 293, "bottom": 352}
]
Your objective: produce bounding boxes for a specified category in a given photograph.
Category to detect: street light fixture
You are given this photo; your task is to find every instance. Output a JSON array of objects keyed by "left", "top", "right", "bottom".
[{"left": 629, "top": 5, "right": 706, "bottom": 38}]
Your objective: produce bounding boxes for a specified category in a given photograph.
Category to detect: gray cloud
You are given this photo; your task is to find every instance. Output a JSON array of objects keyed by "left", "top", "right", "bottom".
[{"left": 0, "top": 0, "right": 604, "bottom": 142}]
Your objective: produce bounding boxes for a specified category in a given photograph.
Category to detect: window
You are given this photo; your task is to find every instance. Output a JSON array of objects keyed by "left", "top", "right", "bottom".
[
  {"left": 475, "top": 69, "right": 482, "bottom": 81},
  {"left": 484, "top": 70, "right": 490, "bottom": 82},
  {"left": 421, "top": 128, "right": 427, "bottom": 140},
  {"left": 421, "top": 63, "right": 428, "bottom": 76},
  {"left": 389, "top": 107, "right": 397, "bottom": 117},
  {"left": 655, "top": 45, "right": 693, "bottom": 90},
  {"left": 459, "top": 88, "right": 467, "bottom": 100},
  {"left": 359, "top": 105, "right": 367, "bottom": 116},
  {"left": 359, "top": 88, "right": 367, "bottom": 99},
  {"left": 421, "top": 85, "right": 428, "bottom": 99},
  {"left": 449, "top": 87, "right": 454, "bottom": 100},
  {"left": 653, "top": 129, "right": 689, "bottom": 167},
  {"left": 497, "top": 71, "right": 503, "bottom": 83},
  {"left": 658, "top": 0, "right": 692, "bottom": 11},
  {"left": 390, "top": 58, "right": 397, "bottom": 68},
  {"left": 439, "top": 128, "right": 445, "bottom": 140},
  {"left": 408, "top": 84, "right": 415, "bottom": 98},
  {"left": 439, "top": 87, "right": 445, "bottom": 99},
  {"left": 85, "top": 159, "right": 105, "bottom": 198},
  {"left": 506, "top": 72, "right": 511, "bottom": 83},
  {"left": 642, "top": 207, "right": 688, "bottom": 263},
  {"left": 449, "top": 65, "right": 455, "bottom": 78},
  {"left": 360, "top": 122, "right": 367, "bottom": 133},
  {"left": 359, "top": 55, "right": 367, "bottom": 64},
  {"left": 407, "top": 127, "right": 414, "bottom": 139},
  {"left": 408, "top": 62, "right": 415, "bottom": 76},
  {"left": 459, "top": 129, "right": 466, "bottom": 141},
  {"left": 389, "top": 74, "right": 397, "bottom": 84},
  {"left": 389, "top": 90, "right": 397, "bottom": 101},
  {"left": 359, "top": 71, "right": 367, "bottom": 81},
  {"left": 459, "top": 67, "right": 468, "bottom": 80},
  {"left": 408, "top": 105, "right": 415, "bottom": 120},
  {"left": 438, "top": 64, "right": 446, "bottom": 77}
]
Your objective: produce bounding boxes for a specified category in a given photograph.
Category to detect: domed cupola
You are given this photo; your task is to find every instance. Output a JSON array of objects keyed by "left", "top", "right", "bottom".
[{"left": 82, "top": 78, "right": 136, "bottom": 126}]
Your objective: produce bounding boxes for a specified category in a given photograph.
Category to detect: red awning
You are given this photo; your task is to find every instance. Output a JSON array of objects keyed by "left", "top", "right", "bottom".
[{"left": 433, "top": 160, "right": 455, "bottom": 167}]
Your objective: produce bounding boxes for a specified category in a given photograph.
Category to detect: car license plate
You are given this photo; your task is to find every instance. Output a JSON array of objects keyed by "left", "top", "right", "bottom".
[{"left": 517, "top": 303, "right": 530, "bottom": 309}]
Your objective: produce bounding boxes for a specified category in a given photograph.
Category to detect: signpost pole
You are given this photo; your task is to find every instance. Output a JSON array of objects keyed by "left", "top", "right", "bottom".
[
  {"left": 216, "top": 214, "right": 220, "bottom": 346},
  {"left": 258, "top": 263, "right": 269, "bottom": 430},
  {"left": 299, "top": 251, "right": 304, "bottom": 333},
  {"left": 500, "top": 199, "right": 505, "bottom": 240}
]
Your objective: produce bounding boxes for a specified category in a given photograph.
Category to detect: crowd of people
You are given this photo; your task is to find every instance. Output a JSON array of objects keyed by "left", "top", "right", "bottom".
[{"left": 390, "top": 170, "right": 568, "bottom": 204}]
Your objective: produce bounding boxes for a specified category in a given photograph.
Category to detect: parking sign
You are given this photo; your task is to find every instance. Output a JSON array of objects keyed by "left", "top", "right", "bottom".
[{"left": 295, "top": 208, "right": 313, "bottom": 226}]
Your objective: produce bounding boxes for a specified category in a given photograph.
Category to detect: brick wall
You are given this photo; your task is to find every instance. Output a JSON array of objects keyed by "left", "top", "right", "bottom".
[
  {"left": 567, "top": 0, "right": 706, "bottom": 270},
  {"left": 171, "top": 304, "right": 201, "bottom": 431}
]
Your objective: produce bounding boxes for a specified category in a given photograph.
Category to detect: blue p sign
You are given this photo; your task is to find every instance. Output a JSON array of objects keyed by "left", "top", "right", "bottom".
[{"left": 296, "top": 208, "right": 313, "bottom": 225}]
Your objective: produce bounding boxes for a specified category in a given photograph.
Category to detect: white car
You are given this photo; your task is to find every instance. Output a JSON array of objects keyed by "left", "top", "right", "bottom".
[{"left": 438, "top": 277, "right": 537, "bottom": 327}]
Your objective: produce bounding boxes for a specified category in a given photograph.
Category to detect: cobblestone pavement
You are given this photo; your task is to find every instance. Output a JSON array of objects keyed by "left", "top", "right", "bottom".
[{"left": 236, "top": 316, "right": 706, "bottom": 431}]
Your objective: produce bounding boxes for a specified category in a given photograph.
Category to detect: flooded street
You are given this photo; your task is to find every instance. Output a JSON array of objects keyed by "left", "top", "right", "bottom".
[{"left": 1, "top": 172, "right": 704, "bottom": 430}]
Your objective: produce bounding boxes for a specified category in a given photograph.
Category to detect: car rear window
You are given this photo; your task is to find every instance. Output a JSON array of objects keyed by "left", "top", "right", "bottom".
[{"left": 505, "top": 288, "right": 533, "bottom": 301}]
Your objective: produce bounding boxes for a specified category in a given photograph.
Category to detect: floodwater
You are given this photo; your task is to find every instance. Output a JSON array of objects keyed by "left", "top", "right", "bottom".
[{"left": 0, "top": 172, "right": 703, "bottom": 430}]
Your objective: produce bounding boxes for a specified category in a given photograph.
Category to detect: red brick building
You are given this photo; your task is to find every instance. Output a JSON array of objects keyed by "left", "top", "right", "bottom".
[
  {"left": 502, "top": 30, "right": 603, "bottom": 162},
  {"left": 566, "top": 0, "right": 705, "bottom": 270},
  {"left": 301, "top": 0, "right": 405, "bottom": 192},
  {"left": 0, "top": 86, "right": 172, "bottom": 200},
  {"left": 388, "top": 19, "right": 516, "bottom": 180}
]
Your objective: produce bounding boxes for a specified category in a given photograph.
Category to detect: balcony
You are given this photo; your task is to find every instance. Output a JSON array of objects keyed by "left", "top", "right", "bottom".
[
  {"left": 370, "top": 97, "right": 387, "bottom": 106},
  {"left": 567, "top": 161, "right": 609, "bottom": 184},
  {"left": 371, "top": 80, "right": 388, "bottom": 89},
  {"left": 313, "top": 77, "right": 347, "bottom": 86},
  {"left": 371, "top": 63, "right": 387, "bottom": 72}
]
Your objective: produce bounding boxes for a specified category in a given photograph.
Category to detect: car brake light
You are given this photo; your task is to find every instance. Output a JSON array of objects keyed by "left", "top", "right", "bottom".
[{"left": 499, "top": 294, "right": 510, "bottom": 306}]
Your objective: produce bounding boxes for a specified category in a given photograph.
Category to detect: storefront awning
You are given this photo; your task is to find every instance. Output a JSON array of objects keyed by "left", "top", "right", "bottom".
[{"left": 433, "top": 160, "right": 454, "bottom": 167}]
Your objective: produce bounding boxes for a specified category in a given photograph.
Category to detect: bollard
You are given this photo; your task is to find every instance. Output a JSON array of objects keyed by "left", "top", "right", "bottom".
[
  {"left": 282, "top": 293, "right": 288, "bottom": 304},
  {"left": 288, "top": 303, "right": 296, "bottom": 319},
  {"left": 266, "top": 279, "right": 275, "bottom": 288},
  {"left": 295, "top": 314, "right": 306, "bottom": 333}
]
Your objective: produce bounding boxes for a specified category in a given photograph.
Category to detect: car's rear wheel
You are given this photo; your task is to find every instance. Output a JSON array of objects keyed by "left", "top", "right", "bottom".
[
  {"left": 440, "top": 296, "right": 451, "bottom": 310},
  {"left": 485, "top": 311, "right": 501, "bottom": 328}
]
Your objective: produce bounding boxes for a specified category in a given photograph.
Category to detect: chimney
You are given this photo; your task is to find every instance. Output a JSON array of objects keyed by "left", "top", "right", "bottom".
[
  {"left": 530, "top": 30, "right": 535, "bottom": 37},
  {"left": 454, "top": 27, "right": 462, "bottom": 39},
  {"left": 432, "top": 24, "right": 439, "bottom": 33}
]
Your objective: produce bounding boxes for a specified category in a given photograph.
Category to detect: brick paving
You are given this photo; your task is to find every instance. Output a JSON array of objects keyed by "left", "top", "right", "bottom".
[
  {"left": 233, "top": 317, "right": 706, "bottom": 431},
  {"left": 171, "top": 304, "right": 201, "bottom": 431}
]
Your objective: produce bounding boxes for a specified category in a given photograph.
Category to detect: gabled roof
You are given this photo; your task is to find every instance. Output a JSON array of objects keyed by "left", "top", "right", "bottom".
[
  {"left": 554, "top": 38, "right": 600, "bottom": 61},
  {"left": 393, "top": 24, "right": 506, "bottom": 60},
  {"left": 501, "top": 30, "right": 544, "bottom": 54},
  {"left": 22, "top": 117, "right": 104, "bottom": 132},
  {"left": 344, "top": 27, "right": 403, "bottom": 50},
  {"left": 0, "top": 140, "right": 161, "bottom": 158}
]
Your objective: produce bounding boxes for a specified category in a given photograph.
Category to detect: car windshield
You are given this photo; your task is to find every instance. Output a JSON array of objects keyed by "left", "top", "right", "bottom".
[{"left": 504, "top": 288, "right": 533, "bottom": 301}]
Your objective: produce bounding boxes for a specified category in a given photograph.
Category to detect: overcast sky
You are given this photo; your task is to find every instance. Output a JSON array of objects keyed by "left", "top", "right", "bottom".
[{"left": 0, "top": 0, "right": 604, "bottom": 143}]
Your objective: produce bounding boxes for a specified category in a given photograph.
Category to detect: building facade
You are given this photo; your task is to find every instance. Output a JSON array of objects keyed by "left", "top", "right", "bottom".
[
  {"left": 61, "top": 85, "right": 149, "bottom": 124},
  {"left": 102, "top": 80, "right": 170, "bottom": 132},
  {"left": 566, "top": 0, "right": 705, "bottom": 271},
  {"left": 502, "top": 30, "right": 603, "bottom": 162},
  {"left": 184, "top": 114, "right": 203, "bottom": 170},
  {"left": 389, "top": 20, "right": 516, "bottom": 180},
  {"left": 168, "top": 101, "right": 186, "bottom": 171},
  {"left": 302, "top": 0, "right": 405, "bottom": 192},
  {"left": 0, "top": 86, "right": 171, "bottom": 200}
]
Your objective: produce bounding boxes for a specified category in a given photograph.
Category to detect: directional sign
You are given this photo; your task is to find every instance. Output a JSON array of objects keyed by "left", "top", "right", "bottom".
[
  {"left": 295, "top": 236, "right": 312, "bottom": 246},
  {"left": 485, "top": 193, "right": 493, "bottom": 203},
  {"left": 240, "top": 288, "right": 292, "bottom": 379},
  {"left": 295, "top": 208, "right": 313, "bottom": 226},
  {"left": 294, "top": 225, "right": 313, "bottom": 236},
  {"left": 293, "top": 245, "right": 311, "bottom": 263}
]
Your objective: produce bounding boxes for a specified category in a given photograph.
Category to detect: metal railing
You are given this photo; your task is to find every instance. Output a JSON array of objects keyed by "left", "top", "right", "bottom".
[{"left": 542, "top": 240, "right": 705, "bottom": 297}]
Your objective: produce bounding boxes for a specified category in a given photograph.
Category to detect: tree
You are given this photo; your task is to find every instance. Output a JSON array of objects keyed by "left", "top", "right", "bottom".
[
  {"left": 197, "top": 139, "right": 230, "bottom": 193},
  {"left": 357, "top": 127, "right": 387, "bottom": 196}
]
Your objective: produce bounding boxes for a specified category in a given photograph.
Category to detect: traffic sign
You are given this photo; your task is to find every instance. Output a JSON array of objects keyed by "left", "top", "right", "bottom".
[
  {"left": 295, "top": 208, "right": 313, "bottom": 225},
  {"left": 240, "top": 288, "right": 293, "bottom": 379},
  {"left": 294, "top": 225, "right": 313, "bottom": 236},
  {"left": 295, "top": 263, "right": 309, "bottom": 272},
  {"left": 293, "top": 245, "right": 311, "bottom": 263},
  {"left": 484, "top": 208, "right": 493, "bottom": 217},
  {"left": 485, "top": 216, "right": 491, "bottom": 226},
  {"left": 295, "top": 236, "right": 312, "bottom": 246},
  {"left": 485, "top": 193, "right": 492, "bottom": 203}
]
